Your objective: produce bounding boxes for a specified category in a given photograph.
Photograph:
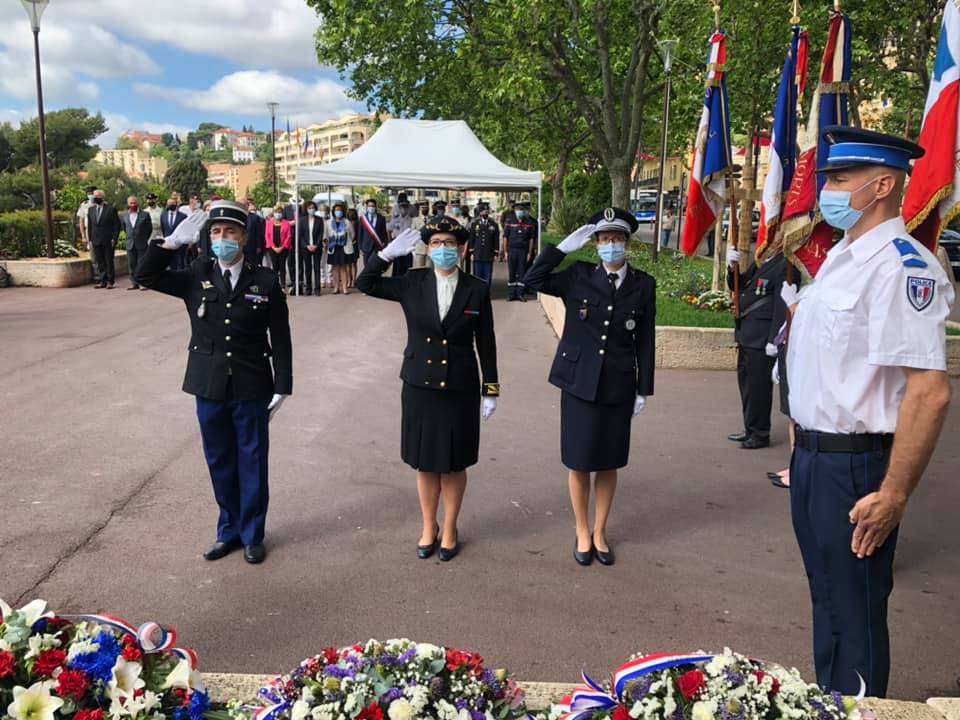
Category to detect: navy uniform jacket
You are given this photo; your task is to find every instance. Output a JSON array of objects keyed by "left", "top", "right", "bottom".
[
  {"left": 503, "top": 217, "right": 538, "bottom": 251},
  {"left": 468, "top": 217, "right": 500, "bottom": 262},
  {"left": 135, "top": 242, "right": 293, "bottom": 402},
  {"left": 726, "top": 252, "right": 789, "bottom": 350},
  {"left": 356, "top": 254, "right": 499, "bottom": 396},
  {"left": 524, "top": 245, "right": 656, "bottom": 404}
]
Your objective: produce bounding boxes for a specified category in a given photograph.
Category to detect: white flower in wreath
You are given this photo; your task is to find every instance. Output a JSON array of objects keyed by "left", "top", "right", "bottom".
[
  {"left": 110, "top": 688, "right": 160, "bottom": 719},
  {"left": 414, "top": 643, "right": 442, "bottom": 660},
  {"left": 7, "top": 681, "right": 64, "bottom": 720},
  {"left": 68, "top": 638, "right": 101, "bottom": 662},
  {"left": 161, "top": 658, "right": 196, "bottom": 690},
  {"left": 406, "top": 685, "right": 429, "bottom": 715},
  {"left": 1, "top": 599, "right": 54, "bottom": 626},
  {"left": 291, "top": 700, "right": 311, "bottom": 720},
  {"left": 691, "top": 700, "right": 717, "bottom": 720},
  {"left": 436, "top": 699, "right": 458, "bottom": 720},
  {"left": 387, "top": 698, "right": 413, "bottom": 720},
  {"left": 705, "top": 655, "right": 733, "bottom": 675}
]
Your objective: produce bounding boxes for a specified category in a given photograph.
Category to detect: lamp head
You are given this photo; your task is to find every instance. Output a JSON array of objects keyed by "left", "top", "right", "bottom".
[{"left": 20, "top": 0, "right": 49, "bottom": 32}]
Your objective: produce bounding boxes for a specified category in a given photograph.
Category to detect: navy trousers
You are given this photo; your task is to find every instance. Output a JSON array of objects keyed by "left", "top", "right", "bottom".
[
  {"left": 790, "top": 442, "right": 898, "bottom": 697},
  {"left": 473, "top": 260, "right": 493, "bottom": 285},
  {"left": 196, "top": 382, "right": 270, "bottom": 545}
]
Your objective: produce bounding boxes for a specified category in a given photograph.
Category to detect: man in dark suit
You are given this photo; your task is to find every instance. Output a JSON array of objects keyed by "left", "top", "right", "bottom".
[
  {"left": 161, "top": 197, "right": 189, "bottom": 270},
  {"left": 87, "top": 189, "right": 121, "bottom": 288},
  {"left": 297, "top": 200, "right": 325, "bottom": 295},
  {"left": 357, "top": 197, "right": 389, "bottom": 267},
  {"left": 244, "top": 197, "right": 266, "bottom": 268},
  {"left": 122, "top": 195, "right": 153, "bottom": 289},
  {"left": 135, "top": 200, "right": 293, "bottom": 565},
  {"left": 726, "top": 238, "right": 790, "bottom": 449}
]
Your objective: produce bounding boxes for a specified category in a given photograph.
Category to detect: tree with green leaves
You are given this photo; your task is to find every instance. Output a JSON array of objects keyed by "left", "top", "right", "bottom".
[
  {"left": 164, "top": 158, "right": 208, "bottom": 202},
  {"left": 6, "top": 108, "right": 106, "bottom": 171}
]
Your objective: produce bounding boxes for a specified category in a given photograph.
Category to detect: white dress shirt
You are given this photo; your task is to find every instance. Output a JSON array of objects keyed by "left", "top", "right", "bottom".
[
  {"left": 601, "top": 262, "right": 628, "bottom": 289},
  {"left": 218, "top": 260, "right": 242, "bottom": 290},
  {"left": 787, "top": 217, "right": 954, "bottom": 433},
  {"left": 436, "top": 268, "right": 459, "bottom": 320},
  {"left": 129, "top": 211, "right": 139, "bottom": 227}
]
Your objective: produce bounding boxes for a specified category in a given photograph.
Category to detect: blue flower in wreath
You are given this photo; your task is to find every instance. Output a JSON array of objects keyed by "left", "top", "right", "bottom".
[
  {"left": 175, "top": 690, "right": 210, "bottom": 720},
  {"left": 69, "top": 631, "right": 123, "bottom": 684}
]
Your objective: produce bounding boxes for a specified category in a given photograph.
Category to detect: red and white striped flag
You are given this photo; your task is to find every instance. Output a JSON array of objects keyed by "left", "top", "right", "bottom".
[{"left": 903, "top": 0, "right": 960, "bottom": 251}]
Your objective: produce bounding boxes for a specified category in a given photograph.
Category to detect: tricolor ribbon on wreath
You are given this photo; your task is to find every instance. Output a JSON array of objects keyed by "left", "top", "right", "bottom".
[
  {"left": 555, "top": 653, "right": 716, "bottom": 720},
  {"left": 62, "top": 612, "right": 199, "bottom": 669}
]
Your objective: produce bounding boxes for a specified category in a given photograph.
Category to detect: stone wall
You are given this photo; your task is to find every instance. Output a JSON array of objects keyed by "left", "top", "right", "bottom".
[
  {"left": 539, "top": 294, "right": 960, "bottom": 377},
  {"left": 4, "top": 251, "right": 129, "bottom": 288}
]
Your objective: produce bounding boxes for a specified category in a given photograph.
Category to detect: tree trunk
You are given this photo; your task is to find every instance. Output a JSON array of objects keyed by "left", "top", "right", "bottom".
[
  {"left": 608, "top": 160, "right": 632, "bottom": 209},
  {"left": 548, "top": 149, "right": 570, "bottom": 234}
]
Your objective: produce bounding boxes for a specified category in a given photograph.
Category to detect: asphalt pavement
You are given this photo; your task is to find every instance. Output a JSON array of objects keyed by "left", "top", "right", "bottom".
[{"left": 1, "top": 262, "right": 957, "bottom": 700}]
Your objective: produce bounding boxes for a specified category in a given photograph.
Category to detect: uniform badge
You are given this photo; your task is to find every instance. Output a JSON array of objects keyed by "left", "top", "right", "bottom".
[
  {"left": 579, "top": 305, "right": 588, "bottom": 320},
  {"left": 250, "top": 285, "right": 260, "bottom": 294},
  {"left": 625, "top": 318, "right": 636, "bottom": 331},
  {"left": 907, "top": 276, "right": 935, "bottom": 311},
  {"left": 603, "top": 207, "right": 615, "bottom": 222},
  {"left": 201, "top": 280, "right": 214, "bottom": 289}
]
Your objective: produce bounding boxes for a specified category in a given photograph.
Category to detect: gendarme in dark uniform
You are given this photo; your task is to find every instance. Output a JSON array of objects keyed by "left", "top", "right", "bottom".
[
  {"left": 726, "top": 246, "right": 789, "bottom": 449},
  {"left": 136, "top": 200, "right": 292, "bottom": 565},
  {"left": 503, "top": 201, "right": 538, "bottom": 301},
  {"left": 468, "top": 204, "right": 500, "bottom": 286}
]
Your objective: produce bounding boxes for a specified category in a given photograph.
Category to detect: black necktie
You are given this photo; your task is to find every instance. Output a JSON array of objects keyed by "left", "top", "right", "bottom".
[
  {"left": 223, "top": 268, "right": 232, "bottom": 290},
  {"left": 607, "top": 272, "right": 618, "bottom": 292},
  {"left": 169, "top": 211, "right": 175, "bottom": 226}
]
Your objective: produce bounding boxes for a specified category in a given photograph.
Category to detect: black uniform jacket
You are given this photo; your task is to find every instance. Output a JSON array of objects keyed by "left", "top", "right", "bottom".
[
  {"left": 356, "top": 254, "right": 499, "bottom": 397},
  {"left": 136, "top": 242, "right": 293, "bottom": 402},
  {"left": 726, "top": 252, "right": 789, "bottom": 350},
  {"left": 503, "top": 218, "right": 538, "bottom": 251},
  {"left": 468, "top": 217, "right": 500, "bottom": 262},
  {"left": 524, "top": 245, "right": 656, "bottom": 404}
]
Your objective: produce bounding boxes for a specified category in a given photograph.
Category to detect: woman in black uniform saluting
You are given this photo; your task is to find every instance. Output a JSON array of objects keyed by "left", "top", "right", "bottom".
[
  {"left": 356, "top": 222, "right": 500, "bottom": 562},
  {"left": 524, "top": 208, "right": 656, "bottom": 566}
]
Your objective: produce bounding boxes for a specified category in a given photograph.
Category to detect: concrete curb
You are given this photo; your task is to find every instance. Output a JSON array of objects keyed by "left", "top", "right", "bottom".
[
  {"left": 3, "top": 251, "right": 129, "bottom": 287},
  {"left": 537, "top": 293, "right": 960, "bottom": 377},
  {"left": 201, "top": 673, "right": 959, "bottom": 717}
]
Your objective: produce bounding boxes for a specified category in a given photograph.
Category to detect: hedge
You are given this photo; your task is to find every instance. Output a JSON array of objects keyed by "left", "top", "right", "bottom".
[{"left": 0, "top": 210, "right": 76, "bottom": 259}]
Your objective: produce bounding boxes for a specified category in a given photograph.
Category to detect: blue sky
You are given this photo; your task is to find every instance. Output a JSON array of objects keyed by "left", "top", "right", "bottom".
[{"left": 0, "top": 0, "right": 365, "bottom": 147}]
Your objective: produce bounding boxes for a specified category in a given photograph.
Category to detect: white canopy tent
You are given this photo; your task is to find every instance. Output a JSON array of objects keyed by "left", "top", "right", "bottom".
[{"left": 290, "top": 119, "right": 543, "bottom": 295}]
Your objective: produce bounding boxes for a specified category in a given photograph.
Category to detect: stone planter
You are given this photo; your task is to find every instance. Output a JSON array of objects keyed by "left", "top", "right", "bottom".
[{"left": 3, "top": 250, "right": 129, "bottom": 288}]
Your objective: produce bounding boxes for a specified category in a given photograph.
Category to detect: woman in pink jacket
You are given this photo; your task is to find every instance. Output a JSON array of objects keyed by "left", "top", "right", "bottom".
[{"left": 265, "top": 203, "right": 292, "bottom": 288}]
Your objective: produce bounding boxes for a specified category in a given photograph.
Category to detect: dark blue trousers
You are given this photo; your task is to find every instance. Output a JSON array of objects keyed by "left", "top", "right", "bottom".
[
  {"left": 473, "top": 260, "right": 493, "bottom": 285},
  {"left": 790, "top": 443, "right": 898, "bottom": 697},
  {"left": 196, "top": 382, "right": 270, "bottom": 545}
]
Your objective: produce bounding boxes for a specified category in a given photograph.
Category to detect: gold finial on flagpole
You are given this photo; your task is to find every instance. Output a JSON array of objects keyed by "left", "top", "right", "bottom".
[
  {"left": 833, "top": 0, "right": 841, "bottom": 12},
  {"left": 713, "top": 0, "right": 721, "bottom": 30},
  {"left": 791, "top": 0, "right": 801, "bottom": 25}
]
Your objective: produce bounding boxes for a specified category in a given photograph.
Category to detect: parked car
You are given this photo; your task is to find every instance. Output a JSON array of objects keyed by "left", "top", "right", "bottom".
[
  {"left": 721, "top": 207, "right": 761, "bottom": 237},
  {"left": 939, "top": 229, "right": 960, "bottom": 281}
]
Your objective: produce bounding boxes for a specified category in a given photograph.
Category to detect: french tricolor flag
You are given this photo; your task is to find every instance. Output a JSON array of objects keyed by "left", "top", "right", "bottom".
[
  {"left": 903, "top": 0, "right": 960, "bottom": 251},
  {"left": 756, "top": 26, "right": 806, "bottom": 259},
  {"left": 680, "top": 31, "right": 733, "bottom": 257}
]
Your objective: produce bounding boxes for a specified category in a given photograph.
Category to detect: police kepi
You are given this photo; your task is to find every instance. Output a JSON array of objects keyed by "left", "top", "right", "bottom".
[
  {"left": 786, "top": 125, "right": 954, "bottom": 696},
  {"left": 136, "top": 200, "right": 293, "bottom": 565}
]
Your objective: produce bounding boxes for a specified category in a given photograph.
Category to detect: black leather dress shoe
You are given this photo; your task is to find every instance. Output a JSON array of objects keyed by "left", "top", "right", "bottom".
[
  {"left": 244, "top": 544, "right": 266, "bottom": 564},
  {"left": 574, "top": 539, "right": 594, "bottom": 566},
  {"left": 438, "top": 531, "right": 459, "bottom": 562},
  {"left": 417, "top": 524, "right": 440, "bottom": 559},
  {"left": 727, "top": 431, "right": 748, "bottom": 442},
  {"left": 594, "top": 543, "right": 615, "bottom": 566},
  {"left": 202, "top": 539, "right": 241, "bottom": 561},
  {"left": 741, "top": 435, "right": 771, "bottom": 449}
]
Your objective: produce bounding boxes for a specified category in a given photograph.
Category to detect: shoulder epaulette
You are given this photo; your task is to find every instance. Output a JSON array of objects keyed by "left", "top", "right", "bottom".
[{"left": 892, "top": 237, "right": 927, "bottom": 268}]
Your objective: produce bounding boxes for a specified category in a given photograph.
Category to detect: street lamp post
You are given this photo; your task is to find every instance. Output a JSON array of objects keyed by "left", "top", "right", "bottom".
[
  {"left": 21, "top": 0, "right": 55, "bottom": 259},
  {"left": 652, "top": 38, "right": 676, "bottom": 262},
  {"left": 267, "top": 102, "right": 279, "bottom": 204}
]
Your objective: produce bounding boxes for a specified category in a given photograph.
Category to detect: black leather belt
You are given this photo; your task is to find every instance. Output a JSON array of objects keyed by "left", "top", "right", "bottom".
[{"left": 795, "top": 428, "right": 894, "bottom": 453}]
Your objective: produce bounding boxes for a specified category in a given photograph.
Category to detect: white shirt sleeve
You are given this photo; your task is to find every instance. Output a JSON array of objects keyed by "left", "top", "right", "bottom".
[{"left": 867, "top": 262, "right": 954, "bottom": 370}]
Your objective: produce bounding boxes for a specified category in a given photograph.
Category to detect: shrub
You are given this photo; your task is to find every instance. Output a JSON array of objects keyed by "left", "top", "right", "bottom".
[{"left": 0, "top": 210, "right": 75, "bottom": 259}]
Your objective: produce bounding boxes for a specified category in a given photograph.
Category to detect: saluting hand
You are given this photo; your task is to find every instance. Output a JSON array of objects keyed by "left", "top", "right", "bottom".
[
  {"left": 381, "top": 227, "right": 419, "bottom": 261},
  {"left": 162, "top": 210, "right": 207, "bottom": 249},
  {"left": 557, "top": 224, "right": 597, "bottom": 254},
  {"left": 849, "top": 490, "right": 906, "bottom": 559}
]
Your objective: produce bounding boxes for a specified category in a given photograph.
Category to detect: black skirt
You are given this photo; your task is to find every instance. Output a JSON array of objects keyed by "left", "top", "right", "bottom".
[
  {"left": 778, "top": 345, "right": 790, "bottom": 417},
  {"left": 401, "top": 382, "right": 480, "bottom": 473},
  {"left": 327, "top": 245, "right": 353, "bottom": 266},
  {"left": 560, "top": 391, "right": 633, "bottom": 472}
]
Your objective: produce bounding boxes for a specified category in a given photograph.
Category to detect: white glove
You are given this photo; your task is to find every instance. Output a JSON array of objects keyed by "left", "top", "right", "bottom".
[
  {"left": 557, "top": 224, "right": 597, "bottom": 254},
  {"left": 727, "top": 248, "right": 741, "bottom": 265},
  {"left": 633, "top": 395, "right": 647, "bottom": 416},
  {"left": 162, "top": 210, "right": 207, "bottom": 249},
  {"left": 780, "top": 282, "right": 799, "bottom": 306},
  {"left": 765, "top": 342, "right": 779, "bottom": 358},
  {"left": 380, "top": 227, "right": 419, "bottom": 261},
  {"left": 772, "top": 360, "right": 780, "bottom": 384},
  {"left": 482, "top": 397, "right": 497, "bottom": 420},
  {"left": 268, "top": 393, "right": 287, "bottom": 420}
]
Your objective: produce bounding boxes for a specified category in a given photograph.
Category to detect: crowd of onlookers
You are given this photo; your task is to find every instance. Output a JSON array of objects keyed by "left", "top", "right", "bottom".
[{"left": 76, "top": 186, "right": 539, "bottom": 294}]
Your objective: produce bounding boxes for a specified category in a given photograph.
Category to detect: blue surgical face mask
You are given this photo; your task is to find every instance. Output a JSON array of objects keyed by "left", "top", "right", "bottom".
[
  {"left": 451, "top": 207, "right": 461, "bottom": 216},
  {"left": 430, "top": 246, "right": 459, "bottom": 270},
  {"left": 274, "top": 212, "right": 282, "bottom": 220},
  {"left": 516, "top": 210, "right": 526, "bottom": 219},
  {"left": 211, "top": 239, "right": 241, "bottom": 264},
  {"left": 334, "top": 210, "right": 343, "bottom": 219},
  {"left": 308, "top": 208, "right": 316, "bottom": 216},
  {"left": 819, "top": 177, "right": 882, "bottom": 231},
  {"left": 597, "top": 242, "right": 626, "bottom": 264}
]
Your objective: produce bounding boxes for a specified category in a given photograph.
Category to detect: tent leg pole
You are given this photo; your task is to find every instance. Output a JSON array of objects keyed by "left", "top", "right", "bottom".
[
  {"left": 537, "top": 184, "right": 542, "bottom": 254},
  {"left": 294, "top": 184, "right": 300, "bottom": 297}
]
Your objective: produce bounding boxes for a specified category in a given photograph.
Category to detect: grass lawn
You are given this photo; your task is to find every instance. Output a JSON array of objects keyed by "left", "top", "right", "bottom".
[
  {"left": 540, "top": 232, "right": 735, "bottom": 328},
  {"left": 948, "top": 326, "right": 960, "bottom": 336}
]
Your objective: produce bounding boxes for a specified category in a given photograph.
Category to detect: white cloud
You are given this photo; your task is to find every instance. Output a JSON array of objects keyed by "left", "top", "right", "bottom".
[
  {"left": 95, "top": 113, "right": 193, "bottom": 150},
  {"left": 0, "top": 109, "right": 24, "bottom": 127},
  {"left": 135, "top": 71, "right": 359, "bottom": 123}
]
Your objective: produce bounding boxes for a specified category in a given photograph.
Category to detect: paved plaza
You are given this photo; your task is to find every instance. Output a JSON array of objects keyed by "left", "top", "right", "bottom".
[{"left": 1, "top": 265, "right": 958, "bottom": 700}]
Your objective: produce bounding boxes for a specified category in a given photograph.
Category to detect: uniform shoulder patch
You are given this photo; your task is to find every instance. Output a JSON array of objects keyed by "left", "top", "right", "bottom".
[
  {"left": 891, "top": 237, "right": 927, "bottom": 268},
  {"left": 907, "top": 276, "right": 936, "bottom": 311}
]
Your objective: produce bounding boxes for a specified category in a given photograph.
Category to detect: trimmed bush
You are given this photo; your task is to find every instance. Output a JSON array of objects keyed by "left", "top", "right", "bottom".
[{"left": 0, "top": 211, "right": 75, "bottom": 259}]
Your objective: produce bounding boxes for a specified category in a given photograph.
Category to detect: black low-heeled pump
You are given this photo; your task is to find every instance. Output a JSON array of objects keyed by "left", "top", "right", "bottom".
[
  {"left": 417, "top": 524, "right": 440, "bottom": 559},
  {"left": 438, "top": 530, "right": 459, "bottom": 562},
  {"left": 574, "top": 539, "right": 594, "bottom": 566},
  {"left": 593, "top": 541, "right": 615, "bottom": 566}
]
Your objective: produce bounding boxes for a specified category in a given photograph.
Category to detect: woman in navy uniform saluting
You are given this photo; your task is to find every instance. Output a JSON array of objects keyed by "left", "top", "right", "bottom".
[
  {"left": 524, "top": 208, "right": 656, "bottom": 566},
  {"left": 356, "top": 221, "right": 500, "bottom": 562}
]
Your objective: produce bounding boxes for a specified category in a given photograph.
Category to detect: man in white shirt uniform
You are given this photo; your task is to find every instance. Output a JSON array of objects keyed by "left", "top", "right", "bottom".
[{"left": 786, "top": 126, "right": 954, "bottom": 698}]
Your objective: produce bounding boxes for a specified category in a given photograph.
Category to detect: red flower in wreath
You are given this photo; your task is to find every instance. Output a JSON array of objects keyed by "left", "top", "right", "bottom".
[
  {"left": 445, "top": 649, "right": 484, "bottom": 676},
  {"left": 56, "top": 670, "right": 91, "bottom": 701},
  {"left": 612, "top": 705, "right": 631, "bottom": 720},
  {"left": 754, "top": 671, "right": 780, "bottom": 696},
  {"left": 355, "top": 702, "right": 384, "bottom": 720},
  {"left": 322, "top": 648, "right": 339, "bottom": 665},
  {"left": 122, "top": 645, "right": 143, "bottom": 662},
  {"left": 0, "top": 651, "right": 16, "bottom": 679},
  {"left": 75, "top": 709, "right": 105, "bottom": 720},
  {"left": 34, "top": 649, "right": 67, "bottom": 677},
  {"left": 678, "top": 669, "right": 707, "bottom": 700}
]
